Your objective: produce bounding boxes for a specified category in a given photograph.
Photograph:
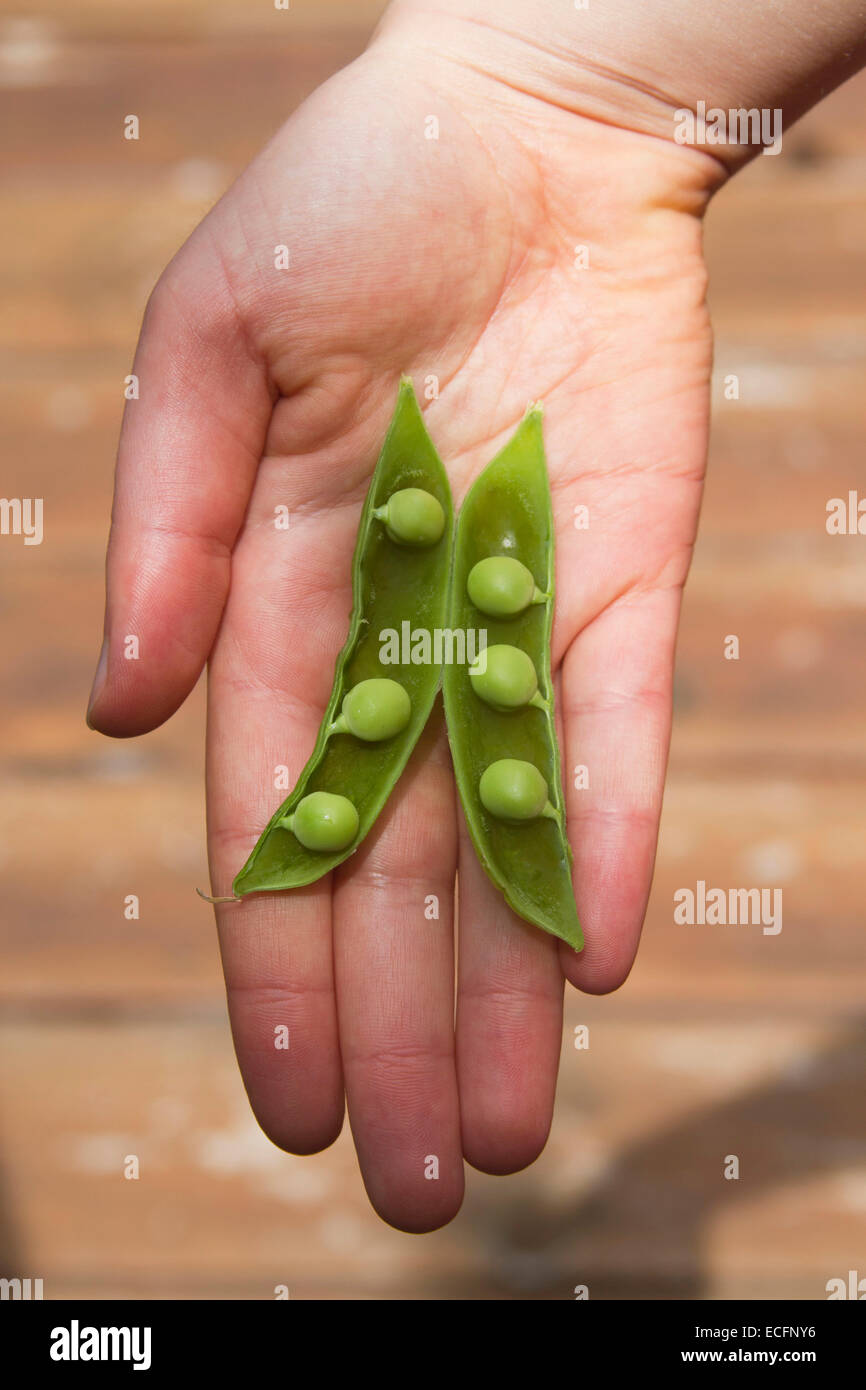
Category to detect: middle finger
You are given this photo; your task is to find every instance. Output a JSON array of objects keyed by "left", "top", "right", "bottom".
[{"left": 333, "top": 711, "right": 463, "bottom": 1233}]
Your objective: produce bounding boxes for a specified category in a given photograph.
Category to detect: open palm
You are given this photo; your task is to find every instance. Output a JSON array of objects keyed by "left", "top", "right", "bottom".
[{"left": 88, "top": 40, "right": 716, "bottom": 1231}]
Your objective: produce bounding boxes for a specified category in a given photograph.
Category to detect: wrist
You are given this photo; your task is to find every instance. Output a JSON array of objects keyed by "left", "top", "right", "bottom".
[{"left": 375, "top": 0, "right": 866, "bottom": 171}]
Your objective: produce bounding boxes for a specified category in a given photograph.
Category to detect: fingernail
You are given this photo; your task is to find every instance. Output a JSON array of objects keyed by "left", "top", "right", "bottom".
[{"left": 86, "top": 639, "right": 108, "bottom": 728}]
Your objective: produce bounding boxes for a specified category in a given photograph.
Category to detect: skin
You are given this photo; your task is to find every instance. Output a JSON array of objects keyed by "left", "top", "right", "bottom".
[{"left": 87, "top": 1, "right": 866, "bottom": 1232}]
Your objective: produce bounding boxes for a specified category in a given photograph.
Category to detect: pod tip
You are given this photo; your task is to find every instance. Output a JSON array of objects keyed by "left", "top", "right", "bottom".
[{"left": 196, "top": 887, "right": 241, "bottom": 905}]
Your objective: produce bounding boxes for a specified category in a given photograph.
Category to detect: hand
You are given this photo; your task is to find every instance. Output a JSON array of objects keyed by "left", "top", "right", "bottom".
[{"left": 87, "top": 24, "right": 719, "bottom": 1231}]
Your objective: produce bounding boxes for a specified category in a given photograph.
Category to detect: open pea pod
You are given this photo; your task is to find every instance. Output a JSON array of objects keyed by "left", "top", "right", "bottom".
[
  {"left": 444, "top": 405, "right": 583, "bottom": 950},
  {"left": 233, "top": 379, "right": 453, "bottom": 895}
]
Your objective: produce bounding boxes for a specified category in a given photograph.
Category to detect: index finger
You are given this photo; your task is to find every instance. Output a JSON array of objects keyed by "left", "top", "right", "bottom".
[{"left": 87, "top": 246, "right": 273, "bottom": 736}]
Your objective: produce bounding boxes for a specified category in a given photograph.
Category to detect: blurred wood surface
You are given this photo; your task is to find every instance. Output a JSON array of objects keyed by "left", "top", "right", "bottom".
[{"left": 1, "top": 1, "right": 865, "bottom": 1299}]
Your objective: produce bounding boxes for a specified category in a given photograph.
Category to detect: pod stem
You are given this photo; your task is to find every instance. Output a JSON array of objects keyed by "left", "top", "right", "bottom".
[
  {"left": 529, "top": 691, "right": 549, "bottom": 712},
  {"left": 531, "top": 587, "right": 550, "bottom": 606},
  {"left": 328, "top": 714, "right": 348, "bottom": 736},
  {"left": 541, "top": 801, "right": 561, "bottom": 825},
  {"left": 276, "top": 814, "right": 296, "bottom": 834},
  {"left": 196, "top": 887, "right": 241, "bottom": 904}
]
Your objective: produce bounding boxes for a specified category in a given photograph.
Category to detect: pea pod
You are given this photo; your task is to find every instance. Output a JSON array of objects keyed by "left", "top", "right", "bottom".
[
  {"left": 232, "top": 379, "right": 453, "bottom": 896},
  {"left": 443, "top": 405, "right": 583, "bottom": 950}
]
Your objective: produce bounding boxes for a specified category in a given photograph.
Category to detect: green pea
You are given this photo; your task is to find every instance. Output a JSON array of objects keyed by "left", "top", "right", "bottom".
[
  {"left": 467, "top": 556, "right": 547, "bottom": 617},
  {"left": 278, "top": 792, "right": 360, "bottom": 852},
  {"left": 330, "top": 678, "right": 411, "bottom": 741},
  {"left": 479, "top": 759, "right": 559, "bottom": 824},
  {"left": 469, "top": 644, "right": 547, "bottom": 712},
  {"left": 374, "top": 488, "right": 445, "bottom": 547}
]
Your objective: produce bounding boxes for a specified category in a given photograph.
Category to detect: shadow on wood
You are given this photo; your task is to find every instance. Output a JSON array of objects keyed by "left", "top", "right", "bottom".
[{"left": 453, "top": 1017, "right": 866, "bottom": 1299}]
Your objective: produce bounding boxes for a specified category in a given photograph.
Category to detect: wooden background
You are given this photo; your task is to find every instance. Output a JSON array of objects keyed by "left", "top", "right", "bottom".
[{"left": 1, "top": 0, "right": 865, "bottom": 1299}]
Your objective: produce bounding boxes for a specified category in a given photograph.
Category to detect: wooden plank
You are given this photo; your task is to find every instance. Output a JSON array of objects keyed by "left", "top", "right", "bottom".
[
  {"left": 1, "top": 1017, "right": 862, "bottom": 1298},
  {"left": 3, "top": 1, "right": 390, "bottom": 40}
]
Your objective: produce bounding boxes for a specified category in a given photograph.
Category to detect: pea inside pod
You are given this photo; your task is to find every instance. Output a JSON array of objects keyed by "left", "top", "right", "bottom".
[
  {"left": 329, "top": 678, "right": 411, "bottom": 742},
  {"left": 231, "top": 380, "right": 453, "bottom": 896},
  {"left": 467, "top": 556, "right": 547, "bottom": 618},
  {"left": 479, "top": 759, "right": 558, "bottom": 823},
  {"left": 469, "top": 644, "right": 547, "bottom": 712},
  {"left": 279, "top": 792, "right": 360, "bottom": 851},
  {"left": 443, "top": 404, "right": 582, "bottom": 951},
  {"left": 374, "top": 487, "right": 445, "bottom": 547}
]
